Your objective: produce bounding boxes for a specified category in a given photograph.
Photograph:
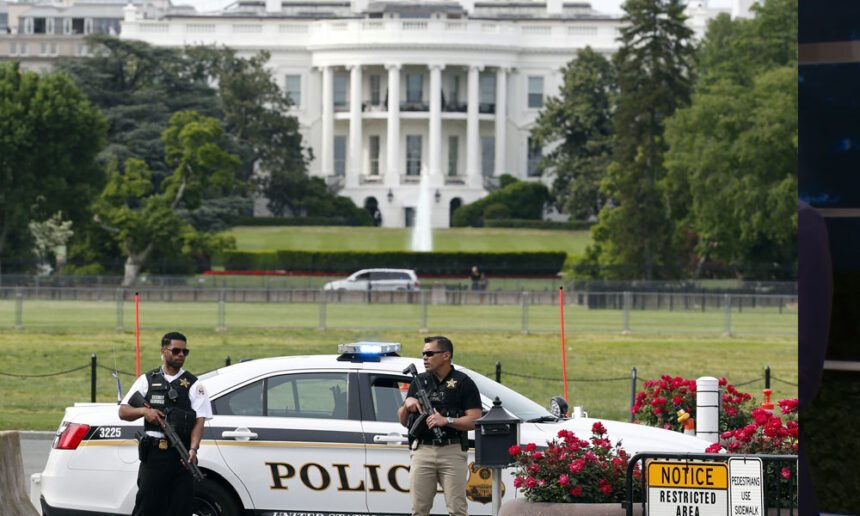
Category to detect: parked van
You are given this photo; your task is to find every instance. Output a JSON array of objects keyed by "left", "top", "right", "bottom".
[{"left": 323, "top": 268, "right": 420, "bottom": 291}]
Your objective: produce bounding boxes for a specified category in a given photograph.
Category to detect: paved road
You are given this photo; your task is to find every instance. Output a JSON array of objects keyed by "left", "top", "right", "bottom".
[{"left": 20, "top": 431, "right": 54, "bottom": 510}]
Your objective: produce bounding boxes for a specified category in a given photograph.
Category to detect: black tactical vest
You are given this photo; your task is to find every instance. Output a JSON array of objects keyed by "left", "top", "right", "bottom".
[
  {"left": 414, "top": 368, "right": 472, "bottom": 441},
  {"left": 144, "top": 368, "right": 198, "bottom": 446}
]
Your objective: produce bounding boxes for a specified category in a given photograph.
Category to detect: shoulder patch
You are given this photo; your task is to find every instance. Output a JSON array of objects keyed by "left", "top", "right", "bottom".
[{"left": 196, "top": 383, "right": 206, "bottom": 397}]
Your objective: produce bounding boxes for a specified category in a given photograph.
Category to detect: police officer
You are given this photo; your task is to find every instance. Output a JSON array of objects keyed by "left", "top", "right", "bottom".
[
  {"left": 397, "top": 336, "right": 482, "bottom": 516},
  {"left": 119, "top": 331, "right": 212, "bottom": 516}
]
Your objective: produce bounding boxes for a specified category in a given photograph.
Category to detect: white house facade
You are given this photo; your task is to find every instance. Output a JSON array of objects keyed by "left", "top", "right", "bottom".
[{"left": 118, "top": 0, "right": 750, "bottom": 227}]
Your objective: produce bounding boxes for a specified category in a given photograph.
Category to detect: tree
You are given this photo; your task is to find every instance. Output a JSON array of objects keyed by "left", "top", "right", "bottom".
[
  {"left": 531, "top": 47, "right": 617, "bottom": 220},
  {"left": 93, "top": 111, "right": 240, "bottom": 286},
  {"left": 29, "top": 212, "right": 74, "bottom": 273},
  {"left": 0, "top": 62, "right": 107, "bottom": 273},
  {"left": 662, "top": 0, "right": 797, "bottom": 277},
  {"left": 452, "top": 180, "right": 550, "bottom": 227},
  {"left": 584, "top": 0, "right": 695, "bottom": 279}
]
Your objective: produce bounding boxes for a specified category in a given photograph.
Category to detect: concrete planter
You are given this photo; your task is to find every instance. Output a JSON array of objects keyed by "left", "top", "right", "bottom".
[{"left": 499, "top": 499, "right": 644, "bottom": 516}]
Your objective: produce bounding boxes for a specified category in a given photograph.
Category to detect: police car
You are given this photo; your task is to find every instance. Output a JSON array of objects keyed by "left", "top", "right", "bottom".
[{"left": 33, "top": 343, "right": 708, "bottom": 516}]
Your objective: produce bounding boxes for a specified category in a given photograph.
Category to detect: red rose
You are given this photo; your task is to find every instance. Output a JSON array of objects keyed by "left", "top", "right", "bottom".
[
  {"left": 509, "top": 445, "right": 521, "bottom": 456},
  {"left": 525, "top": 476, "right": 537, "bottom": 489},
  {"left": 525, "top": 442, "right": 537, "bottom": 452},
  {"left": 570, "top": 486, "right": 583, "bottom": 497},
  {"left": 513, "top": 477, "right": 523, "bottom": 488},
  {"left": 559, "top": 474, "right": 570, "bottom": 486}
]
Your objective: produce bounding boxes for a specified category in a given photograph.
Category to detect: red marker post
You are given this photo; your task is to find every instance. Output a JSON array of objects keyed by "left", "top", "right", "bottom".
[
  {"left": 135, "top": 292, "right": 140, "bottom": 377},
  {"left": 559, "top": 286, "right": 569, "bottom": 404}
]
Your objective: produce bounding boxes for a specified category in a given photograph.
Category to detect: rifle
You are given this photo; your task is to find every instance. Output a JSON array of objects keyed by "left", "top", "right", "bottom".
[
  {"left": 128, "top": 391, "right": 206, "bottom": 482},
  {"left": 402, "top": 363, "right": 444, "bottom": 442}
]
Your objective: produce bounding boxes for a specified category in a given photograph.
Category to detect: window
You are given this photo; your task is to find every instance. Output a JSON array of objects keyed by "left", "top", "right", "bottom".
[
  {"left": 406, "top": 135, "right": 422, "bottom": 176},
  {"left": 449, "top": 75, "right": 460, "bottom": 104},
  {"left": 369, "top": 375, "right": 411, "bottom": 422},
  {"left": 50, "top": 43, "right": 57, "bottom": 56},
  {"left": 72, "top": 18, "right": 85, "bottom": 34},
  {"left": 479, "top": 73, "right": 496, "bottom": 112},
  {"left": 46, "top": 18, "right": 55, "bottom": 34},
  {"left": 20, "top": 43, "right": 28, "bottom": 57},
  {"left": 334, "top": 136, "right": 347, "bottom": 176},
  {"left": 369, "top": 135, "right": 380, "bottom": 176},
  {"left": 406, "top": 74, "right": 423, "bottom": 103},
  {"left": 8, "top": 42, "right": 17, "bottom": 56},
  {"left": 285, "top": 74, "right": 301, "bottom": 107},
  {"left": 481, "top": 136, "right": 495, "bottom": 177},
  {"left": 333, "top": 73, "right": 348, "bottom": 109},
  {"left": 448, "top": 136, "right": 459, "bottom": 177},
  {"left": 527, "top": 137, "right": 542, "bottom": 176},
  {"left": 39, "top": 43, "right": 48, "bottom": 56},
  {"left": 370, "top": 74, "right": 381, "bottom": 105},
  {"left": 404, "top": 207, "right": 416, "bottom": 227},
  {"left": 212, "top": 373, "right": 350, "bottom": 419},
  {"left": 33, "top": 17, "right": 46, "bottom": 33},
  {"left": 528, "top": 76, "right": 544, "bottom": 109}
]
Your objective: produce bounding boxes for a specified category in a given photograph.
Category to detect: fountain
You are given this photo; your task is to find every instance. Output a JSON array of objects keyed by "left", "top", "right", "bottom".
[{"left": 410, "top": 169, "right": 433, "bottom": 252}]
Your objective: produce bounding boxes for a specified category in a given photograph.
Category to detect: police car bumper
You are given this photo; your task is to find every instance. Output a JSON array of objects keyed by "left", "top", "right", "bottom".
[{"left": 40, "top": 495, "right": 117, "bottom": 516}]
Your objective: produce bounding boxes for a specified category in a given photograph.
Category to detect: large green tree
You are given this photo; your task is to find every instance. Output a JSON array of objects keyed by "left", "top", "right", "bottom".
[
  {"left": 584, "top": 0, "right": 695, "bottom": 279},
  {"left": 93, "top": 111, "right": 240, "bottom": 286},
  {"left": 662, "top": 0, "right": 797, "bottom": 277},
  {"left": 0, "top": 62, "right": 106, "bottom": 273},
  {"left": 531, "top": 47, "right": 617, "bottom": 221}
]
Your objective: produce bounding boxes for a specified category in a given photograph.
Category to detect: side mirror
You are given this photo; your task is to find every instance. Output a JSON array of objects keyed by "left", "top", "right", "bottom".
[{"left": 549, "top": 396, "right": 568, "bottom": 419}]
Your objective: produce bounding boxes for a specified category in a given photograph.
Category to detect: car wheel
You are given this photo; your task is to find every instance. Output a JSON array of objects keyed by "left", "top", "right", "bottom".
[{"left": 195, "top": 478, "right": 242, "bottom": 516}]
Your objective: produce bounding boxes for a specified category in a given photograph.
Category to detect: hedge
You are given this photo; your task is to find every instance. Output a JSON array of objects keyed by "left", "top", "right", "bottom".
[
  {"left": 223, "top": 250, "right": 567, "bottom": 275},
  {"left": 235, "top": 216, "right": 372, "bottom": 227},
  {"left": 485, "top": 219, "right": 595, "bottom": 231}
]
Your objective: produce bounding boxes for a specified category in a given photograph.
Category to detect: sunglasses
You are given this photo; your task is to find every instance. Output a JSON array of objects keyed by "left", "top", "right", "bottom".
[
  {"left": 422, "top": 350, "right": 445, "bottom": 357},
  {"left": 165, "top": 347, "right": 190, "bottom": 356}
]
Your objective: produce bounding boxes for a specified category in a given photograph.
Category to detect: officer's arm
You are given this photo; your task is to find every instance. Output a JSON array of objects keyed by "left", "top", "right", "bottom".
[
  {"left": 446, "top": 407, "right": 482, "bottom": 432},
  {"left": 118, "top": 404, "right": 164, "bottom": 425},
  {"left": 398, "top": 397, "right": 420, "bottom": 427},
  {"left": 187, "top": 417, "right": 205, "bottom": 463}
]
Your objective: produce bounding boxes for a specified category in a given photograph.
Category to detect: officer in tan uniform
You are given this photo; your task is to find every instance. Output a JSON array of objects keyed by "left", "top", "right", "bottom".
[{"left": 397, "top": 336, "right": 482, "bottom": 516}]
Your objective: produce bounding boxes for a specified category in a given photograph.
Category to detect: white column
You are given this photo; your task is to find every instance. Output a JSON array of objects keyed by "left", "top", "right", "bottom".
[
  {"left": 347, "top": 64, "right": 362, "bottom": 187},
  {"left": 385, "top": 63, "right": 401, "bottom": 187},
  {"left": 466, "top": 65, "right": 482, "bottom": 188},
  {"left": 428, "top": 64, "right": 443, "bottom": 180},
  {"left": 321, "top": 66, "right": 334, "bottom": 177},
  {"left": 494, "top": 67, "right": 507, "bottom": 177}
]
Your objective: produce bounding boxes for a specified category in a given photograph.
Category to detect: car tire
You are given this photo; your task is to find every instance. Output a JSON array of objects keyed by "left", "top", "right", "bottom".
[{"left": 195, "top": 478, "right": 242, "bottom": 516}]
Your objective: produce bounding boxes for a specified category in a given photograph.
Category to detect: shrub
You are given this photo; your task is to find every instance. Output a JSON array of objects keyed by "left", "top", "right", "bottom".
[
  {"left": 482, "top": 203, "right": 510, "bottom": 220},
  {"left": 631, "top": 376, "right": 756, "bottom": 433},
  {"left": 509, "top": 422, "right": 640, "bottom": 503}
]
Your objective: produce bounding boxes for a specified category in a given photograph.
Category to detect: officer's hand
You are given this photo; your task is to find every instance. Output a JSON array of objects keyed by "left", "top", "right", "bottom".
[
  {"left": 143, "top": 408, "right": 165, "bottom": 427},
  {"left": 403, "top": 397, "right": 421, "bottom": 414},
  {"left": 187, "top": 449, "right": 198, "bottom": 465},
  {"left": 426, "top": 409, "right": 445, "bottom": 428}
]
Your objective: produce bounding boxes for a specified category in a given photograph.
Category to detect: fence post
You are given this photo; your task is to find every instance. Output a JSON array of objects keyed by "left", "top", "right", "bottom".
[
  {"left": 420, "top": 290, "right": 428, "bottom": 333},
  {"left": 217, "top": 289, "right": 226, "bottom": 332},
  {"left": 495, "top": 361, "right": 501, "bottom": 384},
  {"left": 91, "top": 353, "right": 97, "bottom": 403},
  {"left": 630, "top": 367, "right": 637, "bottom": 422},
  {"left": 722, "top": 293, "right": 732, "bottom": 337},
  {"left": 521, "top": 292, "right": 529, "bottom": 335},
  {"left": 764, "top": 365, "right": 771, "bottom": 390},
  {"left": 622, "top": 291, "right": 631, "bottom": 334},
  {"left": 115, "top": 288, "right": 124, "bottom": 331},
  {"left": 15, "top": 288, "right": 23, "bottom": 330},
  {"left": 318, "top": 289, "right": 327, "bottom": 330}
]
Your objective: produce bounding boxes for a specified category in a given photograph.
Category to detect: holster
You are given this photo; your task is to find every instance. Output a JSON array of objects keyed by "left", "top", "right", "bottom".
[{"left": 137, "top": 434, "right": 150, "bottom": 463}]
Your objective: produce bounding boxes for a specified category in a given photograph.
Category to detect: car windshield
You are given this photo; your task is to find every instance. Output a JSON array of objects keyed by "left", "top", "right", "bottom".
[{"left": 458, "top": 366, "right": 554, "bottom": 421}]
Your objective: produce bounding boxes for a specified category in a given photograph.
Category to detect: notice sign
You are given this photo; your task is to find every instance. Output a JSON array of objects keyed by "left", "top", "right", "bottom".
[
  {"left": 647, "top": 461, "right": 729, "bottom": 516},
  {"left": 729, "top": 458, "right": 764, "bottom": 516}
]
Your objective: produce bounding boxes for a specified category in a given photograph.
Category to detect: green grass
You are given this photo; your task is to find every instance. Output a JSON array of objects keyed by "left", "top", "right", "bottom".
[
  {"left": 225, "top": 226, "right": 592, "bottom": 254},
  {"left": 0, "top": 328, "right": 796, "bottom": 431}
]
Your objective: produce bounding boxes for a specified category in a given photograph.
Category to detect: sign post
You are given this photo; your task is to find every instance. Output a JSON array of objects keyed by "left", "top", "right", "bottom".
[
  {"left": 647, "top": 460, "right": 729, "bottom": 516},
  {"left": 729, "top": 457, "right": 764, "bottom": 516}
]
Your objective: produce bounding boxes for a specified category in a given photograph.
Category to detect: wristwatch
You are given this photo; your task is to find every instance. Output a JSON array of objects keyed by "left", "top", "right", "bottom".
[{"left": 446, "top": 416, "right": 454, "bottom": 426}]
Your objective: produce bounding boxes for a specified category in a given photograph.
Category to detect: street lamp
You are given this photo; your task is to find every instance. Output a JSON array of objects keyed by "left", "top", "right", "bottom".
[
  {"left": 434, "top": 189, "right": 441, "bottom": 203},
  {"left": 387, "top": 189, "right": 394, "bottom": 203}
]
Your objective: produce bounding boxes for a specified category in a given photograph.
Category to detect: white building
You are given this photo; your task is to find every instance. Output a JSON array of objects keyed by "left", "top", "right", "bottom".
[{"left": 115, "top": 0, "right": 750, "bottom": 227}]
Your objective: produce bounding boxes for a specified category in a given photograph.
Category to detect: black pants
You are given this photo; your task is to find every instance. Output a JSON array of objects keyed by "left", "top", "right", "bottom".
[{"left": 132, "top": 445, "right": 195, "bottom": 516}]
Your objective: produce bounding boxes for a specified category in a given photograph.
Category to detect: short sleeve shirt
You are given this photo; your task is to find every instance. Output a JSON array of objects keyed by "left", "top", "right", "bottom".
[
  {"left": 406, "top": 365, "right": 482, "bottom": 440},
  {"left": 121, "top": 367, "right": 213, "bottom": 437}
]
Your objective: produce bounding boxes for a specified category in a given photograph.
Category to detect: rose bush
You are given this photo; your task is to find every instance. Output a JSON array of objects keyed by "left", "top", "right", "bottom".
[
  {"left": 631, "top": 375, "right": 756, "bottom": 432},
  {"left": 509, "top": 421, "right": 641, "bottom": 503}
]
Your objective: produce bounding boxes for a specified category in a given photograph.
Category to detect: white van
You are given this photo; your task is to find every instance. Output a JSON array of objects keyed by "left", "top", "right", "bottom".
[{"left": 323, "top": 268, "right": 420, "bottom": 291}]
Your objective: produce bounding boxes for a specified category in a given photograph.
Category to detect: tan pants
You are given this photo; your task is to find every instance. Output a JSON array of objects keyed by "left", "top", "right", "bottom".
[{"left": 409, "top": 443, "right": 468, "bottom": 516}]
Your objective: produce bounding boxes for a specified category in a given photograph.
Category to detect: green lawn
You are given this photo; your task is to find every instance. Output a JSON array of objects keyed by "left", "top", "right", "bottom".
[
  {"left": 0, "top": 328, "right": 796, "bottom": 430},
  {"left": 225, "top": 226, "right": 592, "bottom": 254}
]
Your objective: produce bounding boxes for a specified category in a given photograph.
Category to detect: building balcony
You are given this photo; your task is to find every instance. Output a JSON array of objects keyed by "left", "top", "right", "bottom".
[{"left": 400, "top": 101, "right": 428, "bottom": 112}]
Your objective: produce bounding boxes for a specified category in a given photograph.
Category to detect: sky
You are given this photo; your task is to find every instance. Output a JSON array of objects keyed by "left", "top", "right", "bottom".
[{"left": 181, "top": 0, "right": 734, "bottom": 15}]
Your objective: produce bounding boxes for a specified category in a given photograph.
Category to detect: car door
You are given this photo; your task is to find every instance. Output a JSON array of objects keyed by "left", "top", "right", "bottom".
[
  {"left": 349, "top": 271, "right": 371, "bottom": 291},
  {"left": 212, "top": 371, "right": 368, "bottom": 514},
  {"left": 358, "top": 371, "right": 495, "bottom": 516}
]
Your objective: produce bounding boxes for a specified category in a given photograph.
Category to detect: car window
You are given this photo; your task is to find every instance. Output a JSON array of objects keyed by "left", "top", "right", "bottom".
[
  {"left": 353, "top": 272, "right": 370, "bottom": 281},
  {"left": 369, "top": 375, "right": 410, "bottom": 422},
  {"left": 213, "top": 372, "right": 350, "bottom": 419},
  {"left": 213, "top": 380, "right": 264, "bottom": 416}
]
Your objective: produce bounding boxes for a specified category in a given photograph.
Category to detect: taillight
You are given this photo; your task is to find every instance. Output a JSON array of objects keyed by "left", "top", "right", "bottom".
[
  {"left": 414, "top": 281, "right": 420, "bottom": 289},
  {"left": 54, "top": 422, "right": 90, "bottom": 450}
]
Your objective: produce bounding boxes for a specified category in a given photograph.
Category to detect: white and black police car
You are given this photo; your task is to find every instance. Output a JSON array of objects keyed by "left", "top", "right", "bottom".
[{"left": 33, "top": 343, "right": 708, "bottom": 516}]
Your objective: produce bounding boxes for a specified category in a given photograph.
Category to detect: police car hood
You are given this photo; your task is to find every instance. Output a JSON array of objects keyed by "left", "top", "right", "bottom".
[{"left": 526, "top": 417, "right": 711, "bottom": 455}]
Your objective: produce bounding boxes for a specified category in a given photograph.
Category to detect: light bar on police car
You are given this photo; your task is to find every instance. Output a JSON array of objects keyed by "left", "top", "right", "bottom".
[{"left": 337, "top": 342, "right": 401, "bottom": 355}]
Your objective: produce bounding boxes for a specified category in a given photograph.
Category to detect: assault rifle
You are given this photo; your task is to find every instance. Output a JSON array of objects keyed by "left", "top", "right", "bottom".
[
  {"left": 402, "top": 363, "right": 445, "bottom": 442},
  {"left": 128, "top": 391, "right": 206, "bottom": 482}
]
